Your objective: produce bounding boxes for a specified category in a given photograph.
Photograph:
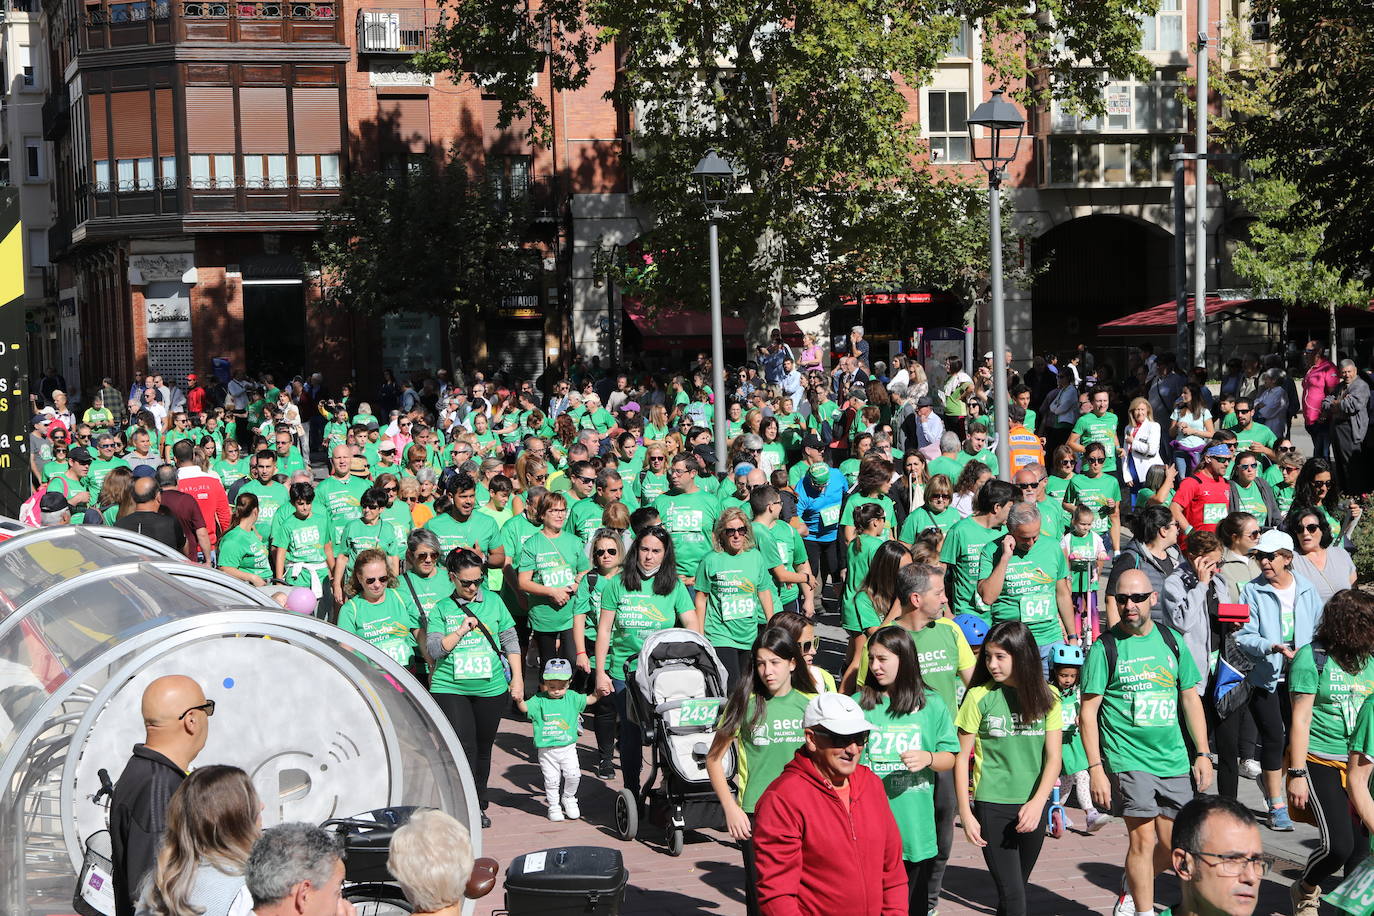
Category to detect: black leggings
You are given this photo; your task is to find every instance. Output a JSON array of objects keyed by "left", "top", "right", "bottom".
[
  {"left": 974, "top": 799, "right": 1048, "bottom": 916},
  {"left": 432, "top": 691, "right": 508, "bottom": 811},
  {"left": 742, "top": 817, "right": 761, "bottom": 916},
  {"left": 591, "top": 687, "right": 617, "bottom": 761},
  {"left": 927, "top": 768, "right": 956, "bottom": 912},
  {"left": 714, "top": 645, "right": 747, "bottom": 694},
  {"left": 533, "top": 628, "right": 575, "bottom": 672},
  {"left": 804, "top": 539, "right": 840, "bottom": 594},
  {"left": 1251, "top": 687, "right": 1289, "bottom": 773},
  {"left": 904, "top": 858, "right": 936, "bottom": 916},
  {"left": 1211, "top": 702, "right": 1259, "bottom": 799},
  {"left": 1301, "top": 760, "right": 1369, "bottom": 887}
]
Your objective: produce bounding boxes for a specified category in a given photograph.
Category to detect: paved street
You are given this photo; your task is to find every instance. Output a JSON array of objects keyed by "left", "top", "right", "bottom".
[{"left": 473, "top": 703, "right": 1326, "bottom": 916}]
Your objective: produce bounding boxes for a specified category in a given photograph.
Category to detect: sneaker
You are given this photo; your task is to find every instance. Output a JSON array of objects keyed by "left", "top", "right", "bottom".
[
  {"left": 547, "top": 805, "right": 565, "bottom": 822},
  {"left": 1240, "top": 758, "right": 1262, "bottom": 779},
  {"left": 597, "top": 757, "right": 615, "bottom": 779},
  {"left": 1290, "top": 879, "right": 1322, "bottom": 916},
  {"left": 1268, "top": 804, "right": 1295, "bottom": 832},
  {"left": 1085, "top": 811, "right": 1115, "bottom": 833},
  {"left": 563, "top": 797, "right": 581, "bottom": 820},
  {"left": 480, "top": 813, "right": 491, "bottom": 829},
  {"left": 1110, "top": 891, "right": 1135, "bottom": 916}
]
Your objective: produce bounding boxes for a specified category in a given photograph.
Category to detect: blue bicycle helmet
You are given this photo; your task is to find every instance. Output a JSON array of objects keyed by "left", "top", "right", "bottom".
[
  {"left": 953, "top": 613, "right": 989, "bottom": 648},
  {"left": 1051, "top": 644, "right": 1085, "bottom": 668}
]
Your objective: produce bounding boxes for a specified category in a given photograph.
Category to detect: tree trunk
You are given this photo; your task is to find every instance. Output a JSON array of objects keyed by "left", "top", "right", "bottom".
[
  {"left": 1329, "top": 301, "right": 1338, "bottom": 362},
  {"left": 746, "top": 227, "right": 785, "bottom": 352}
]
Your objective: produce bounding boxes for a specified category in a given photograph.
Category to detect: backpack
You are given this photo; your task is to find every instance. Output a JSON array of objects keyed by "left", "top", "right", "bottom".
[
  {"left": 1098, "top": 622, "right": 1182, "bottom": 682},
  {"left": 19, "top": 484, "right": 50, "bottom": 527}
]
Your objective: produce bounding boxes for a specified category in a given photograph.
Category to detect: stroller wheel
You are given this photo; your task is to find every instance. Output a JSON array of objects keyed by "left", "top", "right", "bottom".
[
  {"left": 1048, "top": 807, "right": 1065, "bottom": 839},
  {"left": 615, "top": 788, "right": 639, "bottom": 841},
  {"left": 666, "top": 826, "right": 684, "bottom": 857}
]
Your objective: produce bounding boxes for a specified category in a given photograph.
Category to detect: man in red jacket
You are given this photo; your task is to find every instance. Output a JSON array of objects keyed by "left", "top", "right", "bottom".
[{"left": 753, "top": 693, "right": 907, "bottom": 916}]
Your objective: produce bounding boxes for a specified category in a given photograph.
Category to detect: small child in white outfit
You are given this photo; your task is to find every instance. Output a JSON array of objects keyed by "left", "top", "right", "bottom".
[{"left": 521, "top": 658, "right": 599, "bottom": 821}]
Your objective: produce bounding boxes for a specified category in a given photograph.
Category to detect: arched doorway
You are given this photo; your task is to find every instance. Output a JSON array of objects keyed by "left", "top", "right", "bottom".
[{"left": 1031, "top": 215, "right": 1173, "bottom": 358}]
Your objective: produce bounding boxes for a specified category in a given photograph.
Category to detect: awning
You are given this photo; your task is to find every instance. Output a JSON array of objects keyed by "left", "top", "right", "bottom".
[
  {"left": 623, "top": 298, "right": 804, "bottom": 352},
  {"left": 1099, "top": 296, "right": 1374, "bottom": 337},
  {"left": 838, "top": 292, "right": 950, "bottom": 306},
  {"left": 1097, "top": 296, "right": 1253, "bottom": 336}
]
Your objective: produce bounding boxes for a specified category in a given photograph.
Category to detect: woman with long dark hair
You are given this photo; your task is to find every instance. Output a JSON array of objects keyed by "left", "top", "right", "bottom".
[
  {"left": 1286, "top": 506, "right": 1358, "bottom": 604},
  {"left": 858, "top": 626, "right": 959, "bottom": 914},
  {"left": 572, "top": 528, "right": 627, "bottom": 778},
  {"left": 1288, "top": 590, "right": 1374, "bottom": 912},
  {"left": 216, "top": 492, "right": 269, "bottom": 587},
  {"left": 1293, "top": 457, "right": 1363, "bottom": 544},
  {"left": 136, "top": 765, "right": 261, "bottom": 916},
  {"left": 593, "top": 525, "right": 699, "bottom": 796},
  {"left": 955, "top": 621, "right": 1062, "bottom": 916},
  {"left": 706, "top": 628, "right": 814, "bottom": 916},
  {"left": 269, "top": 481, "right": 337, "bottom": 619}
]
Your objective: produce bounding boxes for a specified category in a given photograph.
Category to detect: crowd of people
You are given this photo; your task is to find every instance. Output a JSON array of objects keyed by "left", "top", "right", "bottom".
[{"left": 56, "top": 329, "right": 1373, "bottom": 916}]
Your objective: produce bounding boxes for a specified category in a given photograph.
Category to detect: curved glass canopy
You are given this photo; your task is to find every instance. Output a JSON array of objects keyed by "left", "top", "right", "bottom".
[{"left": 0, "top": 526, "right": 479, "bottom": 916}]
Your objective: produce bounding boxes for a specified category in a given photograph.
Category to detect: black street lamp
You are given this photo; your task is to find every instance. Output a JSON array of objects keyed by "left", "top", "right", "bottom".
[{"left": 692, "top": 149, "right": 736, "bottom": 473}]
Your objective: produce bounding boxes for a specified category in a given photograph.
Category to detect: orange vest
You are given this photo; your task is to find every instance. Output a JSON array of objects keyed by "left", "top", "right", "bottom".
[{"left": 1008, "top": 424, "right": 1044, "bottom": 470}]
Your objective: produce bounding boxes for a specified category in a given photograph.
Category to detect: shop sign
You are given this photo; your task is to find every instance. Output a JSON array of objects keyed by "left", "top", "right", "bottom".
[
  {"left": 145, "top": 289, "right": 192, "bottom": 338},
  {"left": 129, "top": 253, "right": 196, "bottom": 285}
]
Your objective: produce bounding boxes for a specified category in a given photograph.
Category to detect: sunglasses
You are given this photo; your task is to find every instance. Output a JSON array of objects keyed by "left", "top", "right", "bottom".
[
  {"left": 1114, "top": 592, "right": 1151, "bottom": 605},
  {"left": 1086, "top": 457, "right": 1105, "bottom": 465},
  {"left": 1298, "top": 523, "right": 1321, "bottom": 534},
  {"left": 401, "top": 495, "right": 419, "bottom": 503},
  {"left": 383, "top": 485, "right": 398, "bottom": 493},
  {"left": 723, "top": 526, "right": 749, "bottom": 536},
  {"left": 1236, "top": 463, "right": 1258, "bottom": 470},
  {"left": 456, "top": 576, "right": 483, "bottom": 587},
  {"left": 575, "top": 475, "right": 595, "bottom": 484},
  {"left": 1313, "top": 480, "right": 1331, "bottom": 488},
  {"left": 1016, "top": 481, "right": 1042, "bottom": 490},
  {"left": 595, "top": 547, "right": 619, "bottom": 556},
  {"left": 178, "top": 699, "right": 216, "bottom": 721},
  {"left": 1252, "top": 551, "right": 1282, "bottom": 562},
  {"left": 362, "top": 575, "right": 387, "bottom": 585},
  {"left": 649, "top": 456, "right": 666, "bottom": 462},
  {"left": 1058, "top": 459, "right": 1074, "bottom": 466},
  {"left": 813, "top": 728, "right": 869, "bottom": 748}
]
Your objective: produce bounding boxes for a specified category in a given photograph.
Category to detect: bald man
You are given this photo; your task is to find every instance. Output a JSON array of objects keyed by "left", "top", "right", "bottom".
[{"left": 110, "top": 675, "right": 214, "bottom": 916}]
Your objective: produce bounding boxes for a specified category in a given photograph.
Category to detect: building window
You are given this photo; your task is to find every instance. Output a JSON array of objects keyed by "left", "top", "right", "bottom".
[
  {"left": 1051, "top": 70, "right": 1184, "bottom": 133},
  {"left": 24, "top": 138, "right": 44, "bottom": 181},
  {"left": 244, "top": 154, "right": 288, "bottom": 189},
  {"left": 27, "top": 229, "right": 48, "bottom": 270},
  {"left": 296, "top": 154, "right": 340, "bottom": 189},
  {"left": 19, "top": 44, "right": 34, "bottom": 88},
  {"left": 159, "top": 155, "right": 176, "bottom": 189},
  {"left": 1140, "top": 0, "right": 1184, "bottom": 52},
  {"left": 189, "top": 153, "right": 235, "bottom": 189},
  {"left": 115, "top": 157, "right": 155, "bottom": 191},
  {"left": 94, "top": 159, "right": 111, "bottom": 192},
  {"left": 1046, "top": 136, "right": 1176, "bottom": 185},
  {"left": 945, "top": 19, "right": 972, "bottom": 58},
  {"left": 926, "top": 90, "right": 969, "bottom": 163}
]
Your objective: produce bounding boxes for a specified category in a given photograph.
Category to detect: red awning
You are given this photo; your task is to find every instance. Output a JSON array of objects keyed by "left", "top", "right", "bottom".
[
  {"left": 623, "top": 298, "right": 804, "bottom": 351},
  {"left": 838, "top": 292, "right": 947, "bottom": 306},
  {"left": 1097, "top": 296, "right": 1252, "bottom": 336}
]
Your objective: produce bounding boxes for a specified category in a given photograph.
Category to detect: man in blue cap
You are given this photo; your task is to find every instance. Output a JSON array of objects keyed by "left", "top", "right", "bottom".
[{"left": 1169, "top": 441, "right": 1235, "bottom": 541}]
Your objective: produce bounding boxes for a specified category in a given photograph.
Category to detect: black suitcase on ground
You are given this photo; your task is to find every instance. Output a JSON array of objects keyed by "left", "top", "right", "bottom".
[{"left": 504, "top": 846, "right": 628, "bottom": 915}]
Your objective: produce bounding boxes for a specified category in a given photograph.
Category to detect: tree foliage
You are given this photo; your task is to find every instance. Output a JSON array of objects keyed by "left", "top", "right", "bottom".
[
  {"left": 1222, "top": 0, "right": 1374, "bottom": 287},
  {"left": 419, "top": 0, "right": 1156, "bottom": 325},
  {"left": 312, "top": 154, "right": 534, "bottom": 321},
  {"left": 1207, "top": 16, "right": 1371, "bottom": 308}
]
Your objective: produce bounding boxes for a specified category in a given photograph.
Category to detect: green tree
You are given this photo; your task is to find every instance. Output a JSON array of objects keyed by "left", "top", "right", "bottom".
[
  {"left": 312, "top": 153, "right": 534, "bottom": 355},
  {"left": 1207, "top": 19, "right": 1371, "bottom": 315},
  {"left": 1224, "top": 0, "right": 1374, "bottom": 285},
  {"left": 418, "top": 0, "right": 1154, "bottom": 338}
]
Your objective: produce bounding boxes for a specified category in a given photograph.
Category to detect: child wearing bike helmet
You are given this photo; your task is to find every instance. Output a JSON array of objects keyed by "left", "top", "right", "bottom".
[
  {"left": 524, "top": 657, "right": 600, "bottom": 822},
  {"left": 1050, "top": 643, "right": 1112, "bottom": 833}
]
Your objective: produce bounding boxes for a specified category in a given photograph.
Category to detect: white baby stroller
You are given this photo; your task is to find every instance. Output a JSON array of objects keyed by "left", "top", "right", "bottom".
[{"left": 615, "top": 628, "right": 736, "bottom": 855}]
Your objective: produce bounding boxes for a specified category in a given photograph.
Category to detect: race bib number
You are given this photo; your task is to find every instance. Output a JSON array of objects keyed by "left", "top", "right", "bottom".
[
  {"left": 378, "top": 638, "right": 411, "bottom": 666},
  {"left": 545, "top": 564, "right": 574, "bottom": 588},
  {"left": 1020, "top": 594, "right": 1055, "bottom": 624},
  {"left": 867, "top": 725, "right": 920, "bottom": 762},
  {"left": 1061, "top": 703, "right": 1077, "bottom": 730},
  {"left": 1203, "top": 502, "right": 1228, "bottom": 524},
  {"left": 1131, "top": 689, "right": 1178, "bottom": 728},
  {"left": 1325, "top": 856, "right": 1374, "bottom": 915},
  {"left": 670, "top": 509, "right": 704, "bottom": 531},
  {"left": 722, "top": 597, "right": 755, "bottom": 621},
  {"left": 820, "top": 505, "right": 841, "bottom": 527},
  {"left": 451, "top": 646, "right": 494, "bottom": 678},
  {"left": 676, "top": 698, "right": 723, "bottom": 727}
]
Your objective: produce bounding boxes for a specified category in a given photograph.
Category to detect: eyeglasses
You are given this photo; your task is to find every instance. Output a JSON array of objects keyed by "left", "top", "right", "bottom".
[
  {"left": 1313, "top": 480, "right": 1331, "bottom": 488},
  {"left": 1016, "top": 481, "right": 1043, "bottom": 490},
  {"left": 595, "top": 547, "right": 619, "bottom": 556},
  {"left": 1058, "top": 459, "right": 1075, "bottom": 466},
  {"left": 1114, "top": 592, "right": 1151, "bottom": 605},
  {"left": 401, "top": 495, "right": 419, "bottom": 503},
  {"left": 547, "top": 506, "right": 568, "bottom": 513},
  {"left": 98, "top": 442, "right": 115, "bottom": 449},
  {"left": 456, "top": 576, "right": 483, "bottom": 587},
  {"left": 1236, "top": 463, "right": 1258, "bottom": 470},
  {"left": 929, "top": 494, "right": 951, "bottom": 501},
  {"left": 1242, "top": 529, "right": 1260, "bottom": 539},
  {"left": 530, "top": 474, "right": 548, "bottom": 482},
  {"left": 649, "top": 456, "right": 666, "bottom": 462},
  {"left": 1299, "top": 523, "right": 1322, "bottom": 534},
  {"left": 362, "top": 575, "right": 386, "bottom": 585},
  {"left": 723, "top": 526, "right": 749, "bottom": 536},
  {"left": 1252, "top": 551, "right": 1282, "bottom": 562},
  {"left": 383, "top": 485, "right": 398, "bottom": 493},
  {"left": 575, "top": 475, "right": 595, "bottom": 484},
  {"left": 1235, "top": 408, "right": 1252, "bottom": 414},
  {"left": 1186, "top": 850, "right": 1274, "bottom": 878},
  {"left": 178, "top": 699, "right": 216, "bottom": 721},
  {"left": 1086, "top": 457, "right": 1106, "bottom": 465},
  {"left": 803, "top": 637, "right": 820, "bottom": 654},
  {"left": 1280, "top": 445, "right": 1298, "bottom": 453},
  {"left": 813, "top": 728, "right": 869, "bottom": 748}
]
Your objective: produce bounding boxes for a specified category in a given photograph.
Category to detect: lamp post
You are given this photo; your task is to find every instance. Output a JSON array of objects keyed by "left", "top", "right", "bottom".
[
  {"left": 967, "top": 89, "right": 1025, "bottom": 481},
  {"left": 692, "top": 149, "right": 736, "bottom": 475}
]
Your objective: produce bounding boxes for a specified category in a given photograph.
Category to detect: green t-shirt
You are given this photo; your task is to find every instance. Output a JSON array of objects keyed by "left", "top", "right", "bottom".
[
  {"left": 240, "top": 480, "right": 289, "bottom": 540},
  {"left": 381, "top": 501, "right": 413, "bottom": 545},
  {"left": 752, "top": 519, "right": 806, "bottom": 606},
  {"left": 568, "top": 496, "right": 612, "bottom": 543},
  {"left": 952, "top": 448, "right": 997, "bottom": 474},
  {"left": 653, "top": 490, "right": 720, "bottom": 578},
  {"left": 1072, "top": 411, "right": 1120, "bottom": 472},
  {"left": 638, "top": 471, "right": 670, "bottom": 503},
  {"left": 217, "top": 526, "right": 271, "bottom": 580},
  {"left": 397, "top": 570, "right": 451, "bottom": 623},
  {"left": 339, "top": 518, "right": 404, "bottom": 575},
  {"left": 1064, "top": 474, "right": 1121, "bottom": 535},
  {"left": 337, "top": 589, "right": 418, "bottom": 666},
  {"left": 979, "top": 535, "right": 1067, "bottom": 647},
  {"left": 840, "top": 494, "right": 896, "bottom": 538},
  {"left": 317, "top": 475, "right": 370, "bottom": 546},
  {"left": 86, "top": 458, "right": 126, "bottom": 498},
  {"left": 899, "top": 504, "right": 961, "bottom": 542},
  {"left": 858, "top": 693, "right": 959, "bottom": 863},
  {"left": 1231, "top": 480, "right": 1268, "bottom": 521},
  {"left": 909, "top": 618, "right": 974, "bottom": 713},
  {"left": 1064, "top": 530, "right": 1101, "bottom": 593},
  {"left": 1059, "top": 685, "right": 1088, "bottom": 775},
  {"left": 695, "top": 548, "right": 775, "bottom": 650},
  {"left": 956, "top": 683, "right": 1062, "bottom": 804},
  {"left": 737, "top": 689, "right": 810, "bottom": 813},
  {"left": 270, "top": 509, "right": 334, "bottom": 570},
  {"left": 425, "top": 511, "right": 501, "bottom": 559},
  {"left": 1348, "top": 694, "right": 1374, "bottom": 854},
  {"left": 841, "top": 533, "right": 887, "bottom": 632},
  {"left": 926, "top": 456, "right": 961, "bottom": 483},
  {"left": 1081, "top": 624, "right": 1201, "bottom": 777},
  {"left": 939, "top": 516, "right": 1006, "bottom": 620},
  {"left": 528, "top": 690, "right": 589, "bottom": 748},
  {"left": 1233, "top": 422, "right": 1276, "bottom": 452},
  {"left": 1274, "top": 482, "right": 1295, "bottom": 517},
  {"left": 428, "top": 590, "right": 515, "bottom": 697},
  {"left": 598, "top": 573, "right": 694, "bottom": 677},
  {"left": 1044, "top": 474, "right": 1073, "bottom": 502},
  {"left": 1288, "top": 644, "right": 1374, "bottom": 758},
  {"left": 213, "top": 457, "right": 249, "bottom": 489},
  {"left": 1037, "top": 499, "right": 1069, "bottom": 539},
  {"left": 519, "top": 530, "right": 591, "bottom": 632}
]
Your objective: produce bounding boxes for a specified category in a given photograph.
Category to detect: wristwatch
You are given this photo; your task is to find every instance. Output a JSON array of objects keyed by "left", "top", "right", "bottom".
[
  {"left": 1287, "top": 768, "right": 1309, "bottom": 778},
  {"left": 1195, "top": 752, "right": 1218, "bottom": 764}
]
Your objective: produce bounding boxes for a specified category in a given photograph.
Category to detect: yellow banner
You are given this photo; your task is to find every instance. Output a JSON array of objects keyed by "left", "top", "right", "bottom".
[{"left": 0, "top": 191, "right": 22, "bottom": 309}]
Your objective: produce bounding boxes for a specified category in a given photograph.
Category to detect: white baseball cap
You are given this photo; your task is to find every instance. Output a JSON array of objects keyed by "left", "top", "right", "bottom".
[
  {"left": 802, "top": 693, "right": 871, "bottom": 736},
  {"left": 1253, "top": 529, "right": 1294, "bottom": 554}
]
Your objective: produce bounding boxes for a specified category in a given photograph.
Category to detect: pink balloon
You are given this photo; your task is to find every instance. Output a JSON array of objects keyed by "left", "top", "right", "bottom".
[{"left": 285, "top": 588, "right": 317, "bottom": 615}]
